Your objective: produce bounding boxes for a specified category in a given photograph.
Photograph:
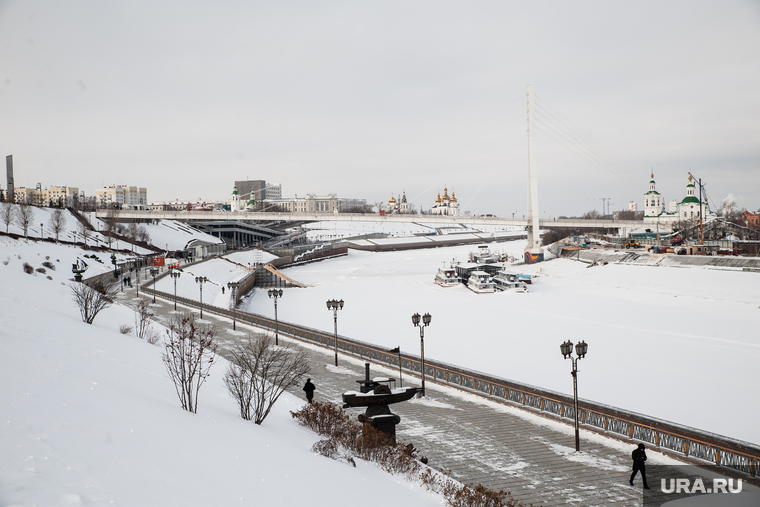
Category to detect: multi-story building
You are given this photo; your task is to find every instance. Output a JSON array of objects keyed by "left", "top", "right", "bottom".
[
  {"left": 234, "top": 180, "right": 281, "bottom": 202},
  {"left": 742, "top": 210, "right": 760, "bottom": 228},
  {"left": 12, "top": 185, "right": 81, "bottom": 206},
  {"left": 96, "top": 185, "right": 147, "bottom": 209}
]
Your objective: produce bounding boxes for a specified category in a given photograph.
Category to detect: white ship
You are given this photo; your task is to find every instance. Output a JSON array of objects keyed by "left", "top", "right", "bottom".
[
  {"left": 435, "top": 265, "right": 460, "bottom": 288},
  {"left": 466, "top": 270, "right": 495, "bottom": 294},
  {"left": 493, "top": 270, "right": 529, "bottom": 293}
]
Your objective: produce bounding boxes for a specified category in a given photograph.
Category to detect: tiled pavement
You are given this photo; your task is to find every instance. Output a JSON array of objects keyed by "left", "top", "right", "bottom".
[{"left": 115, "top": 284, "right": 757, "bottom": 507}]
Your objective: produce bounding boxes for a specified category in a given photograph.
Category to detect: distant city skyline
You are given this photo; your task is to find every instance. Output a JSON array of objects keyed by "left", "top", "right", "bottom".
[{"left": 1, "top": 1, "right": 759, "bottom": 216}]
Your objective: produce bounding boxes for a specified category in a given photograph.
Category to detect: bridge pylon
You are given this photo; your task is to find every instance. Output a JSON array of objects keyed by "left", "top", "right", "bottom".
[{"left": 524, "top": 84, "right": 544, "bottom": 264}]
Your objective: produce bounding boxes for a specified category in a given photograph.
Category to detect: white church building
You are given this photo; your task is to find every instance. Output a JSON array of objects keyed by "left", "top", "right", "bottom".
[
  {"left": 432, "top": 187, "right": 459, "bottom": 216},
  {"left": 643, "top": 172, "right": 714, "bottom": 225}
]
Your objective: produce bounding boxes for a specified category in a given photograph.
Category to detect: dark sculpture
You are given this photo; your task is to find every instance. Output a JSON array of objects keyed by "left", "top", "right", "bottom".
[{"left": 342, "top": 363, "right": 419, "bottom": 444}]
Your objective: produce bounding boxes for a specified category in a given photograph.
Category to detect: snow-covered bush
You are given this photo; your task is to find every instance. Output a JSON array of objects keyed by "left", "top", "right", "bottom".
[
  {"left": 22, "top": 262, "right": 34, "bottom": 274},
  {"left": 119, "top": 324, "right": 134, "bottom": 335},
  {"left": 162, "top": 313, "right": 217, "bottom": 413},
  {"left": 70, "top": 280, "right": 117, "bottom": 324},
  {"left": 223, "top": 333, "right": 309, "bottom": 424}
]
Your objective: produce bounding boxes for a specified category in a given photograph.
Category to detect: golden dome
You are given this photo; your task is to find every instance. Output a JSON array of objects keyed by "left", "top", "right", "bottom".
[
  {"left": 388, "top": 193, "right": 397, "bottom": 204},
  {"left": 435, "top": 191, "right": 442, "bottom": 204},
  {"left": 442, "top": 186, "right": 449, "bottom": 200},
  {"left": 450, "top": 191, "right": 457, "bottom": 203}
]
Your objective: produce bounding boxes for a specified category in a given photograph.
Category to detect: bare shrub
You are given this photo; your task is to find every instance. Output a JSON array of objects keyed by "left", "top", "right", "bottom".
[
  {"left": 46, "top": 275, "right": 53, "bottom": 280},
  {"left": 22, "top": 262, "right": 34, "bottom": 274},
  {"left": 223, "top": 333, "right": 309, "bottom": 424},
  {"left": 290, "top": 402, "right": 527, "bottom": 507},
  {"left": 145, "top": 327, "right": 161, "bottom": 345},
  {"left": 134, "top": 299, "right": 155, "bottom": 339},
  {"left": 162, "top": 313, "right": 218, "bottom": 413},
  {"left": 42, "top": 261, "right": 55, "bottom": 270},
  {"left": 119, "top": 324, "right": 134, "bottom": 334},
  {"left": 36, "top": 267, "right": 46, "bottom": 274},
  {"left": 70, "top": 280, "right": 117, "bottom": 324}
]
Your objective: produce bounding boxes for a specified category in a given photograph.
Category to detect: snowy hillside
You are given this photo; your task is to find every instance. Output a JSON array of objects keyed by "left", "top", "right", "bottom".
[{"left": 0, "top": 238, "right": 443, "bottom": 506}]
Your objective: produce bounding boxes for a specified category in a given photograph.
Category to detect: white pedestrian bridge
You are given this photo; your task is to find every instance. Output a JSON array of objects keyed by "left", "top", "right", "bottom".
[{"left": 95, "top": 210, "right": 643, "bottom": 230}]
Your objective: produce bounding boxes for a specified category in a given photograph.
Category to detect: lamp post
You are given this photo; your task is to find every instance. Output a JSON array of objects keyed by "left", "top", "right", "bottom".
[
  {"left": 560, "top": 340, "right": 589, "bottom": 452},
  {"left": 411, "top": 312, "right": 431, "bottom": 396},
  {"left": 149, "top": 268, "right": 158, "bottom": 304},
  {"left": 40, "top": 223, "right": 43, "bottom": 240},
  {"left": 326, "top": 299, "right": 344, "bottom": 366},
  {"left": 195, "top": 276, "right": 208, "bottom": 319},
  {"left": 169, "top": 269, "right": 181, "bottom": 311},
  {"left": 228, "top": 281, "right": 241, "bottom": 331},
  {"left": 268, "top": 288, "right": 283, "bottom": 344}
]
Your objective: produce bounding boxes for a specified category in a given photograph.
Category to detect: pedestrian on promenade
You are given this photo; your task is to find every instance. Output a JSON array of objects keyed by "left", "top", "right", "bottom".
[
  {"left": 630, "top": 443, "right": 649, "bottom": 489},
  {"left": 303, "top": 378, "right": 316, "bottom": 404}
]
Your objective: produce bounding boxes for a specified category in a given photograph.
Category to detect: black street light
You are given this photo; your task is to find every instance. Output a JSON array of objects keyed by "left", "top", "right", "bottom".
[
  {"left": 169, "top": 269, "right": 181, "bottom": 311},
  {"left": 228, "top": 281, "right": 241, "bottom": 331},
  {"left": 149, "top": 268, "right": 158, "bottom": 304},
  {"left": 268, "top": 288, "right": 283, "bottom": 344},
  {"left": 326, "top": 299, "right": 344, "bottom": 366},
  {"left": 560, "top": 339, "right": 589, "bottom": 452},
  {"left": 411, "top": 313, "right": 432, "bottom": 396},
  {"left": 389, "top": 346, "right": 402, "bottom": 387},
  {"left": 195, "top": 276, "right": 208, "bottom": 319},
  {"left": 40, "top": 223, "right": 43, "bottom": 241}
]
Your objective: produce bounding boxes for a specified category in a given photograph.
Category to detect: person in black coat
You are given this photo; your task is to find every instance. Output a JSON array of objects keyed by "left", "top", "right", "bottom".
[
  {"left": 303, "top": 378, "right": 316, "bottom": 404},
  {"left": 630, "top": 443, "right": 649, "bottom": 489}
]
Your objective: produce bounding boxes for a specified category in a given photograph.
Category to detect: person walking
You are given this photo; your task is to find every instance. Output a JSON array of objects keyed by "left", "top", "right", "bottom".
[
  {"left": 630, "top": 443, "right": 649, "bottom": 489},
  {"left": 303, "top": 378, "right": 316, "bottom": 404}
]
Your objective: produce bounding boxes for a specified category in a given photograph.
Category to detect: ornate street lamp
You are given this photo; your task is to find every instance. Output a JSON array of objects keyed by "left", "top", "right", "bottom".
[
  {"left": 268, "top": 288, "right": 283, "bottom": 344},
  {"left": 169, "top": 269, "right": 181, "bottom": 311},
  {"left": 228, "top": 281, "right": 242, "bottom": 331},
  {"left": 326, "top": 299, "right": 344, "bottom": 366},
  {"left": 560, "top": 339, "right": 589, "bottom": 452},
  {"left": 411, "top": 312, "right": 431, "bottom": 396},
  {"left": 195, "top": 276, "right": 208, "bottom": 319},
  {"left": 149, "top": 268, "right": 158, "bottom": 304}
]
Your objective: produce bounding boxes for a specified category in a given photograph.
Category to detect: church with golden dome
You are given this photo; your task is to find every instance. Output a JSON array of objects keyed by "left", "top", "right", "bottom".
[
  {"left": 386, "top": 190, "right": 413, "bottom": 214},
  {"left": 432, "top": 186, "right": 459, "bottom": 216}
]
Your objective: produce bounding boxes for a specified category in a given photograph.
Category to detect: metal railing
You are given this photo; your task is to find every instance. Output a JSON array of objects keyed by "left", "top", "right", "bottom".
[{"left": 139, "top": 285, "right": 759, "bottom": 478}]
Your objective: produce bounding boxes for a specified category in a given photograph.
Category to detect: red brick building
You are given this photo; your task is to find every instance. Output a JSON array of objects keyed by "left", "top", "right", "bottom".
[{"left": 742, "top": 210, "right": 760, "bottom": 228}]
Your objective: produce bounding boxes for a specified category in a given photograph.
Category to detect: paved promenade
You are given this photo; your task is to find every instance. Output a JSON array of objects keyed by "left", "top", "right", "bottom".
[{"left": 115, "top": 285, "right": 757, "bottom": 507}]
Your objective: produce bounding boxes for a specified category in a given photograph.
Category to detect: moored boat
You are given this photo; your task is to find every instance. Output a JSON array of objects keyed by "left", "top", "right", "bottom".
[
  {"left": 435, "top": 264, "right": 460, "bottom": 287},
  {"left": 466, "top": 270, "right": 495, "bottom": 294}
]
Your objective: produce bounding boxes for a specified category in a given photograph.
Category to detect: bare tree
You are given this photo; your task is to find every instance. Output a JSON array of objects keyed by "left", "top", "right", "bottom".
[
  {"left": 223, "top": 333, "right": 309, "bottom": 424},
  {"left": 127, "top": 221, "right": 139, "bottom": 252},
  {"left": 70, "top": 279, "right": 117, "bottom": 324},
  {"left": 136, "top": 225, "right": 151, "bottom": 245},
  {"left": 48, "top": 209, "right": 67, "bottom": 243},
  {"left": 76, "top": 219, "right": 92, "bottom": 246},
  {"left": 103, "top": 209, "right": 119, "bottom": 247},
  {"left": 134, "top": 299, "right": 155, "bottom": 339},
  {"left": 162, "top": 313, "right": 218, "bottom": 413},
  {"left": 0, "top": 202, "right": 17, "bottom": 233},
  {"left": 15, "top": 203, "right": 35, "bottom": 239}
]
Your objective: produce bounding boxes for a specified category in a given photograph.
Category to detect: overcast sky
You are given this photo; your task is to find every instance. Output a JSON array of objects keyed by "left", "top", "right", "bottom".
[{"left": 1, "top": 0, "right": 759, "bottom": 216}]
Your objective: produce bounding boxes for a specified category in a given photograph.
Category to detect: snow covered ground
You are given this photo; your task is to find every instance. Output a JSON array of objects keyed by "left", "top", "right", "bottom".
[
  {"left": 229, "top": 240, "right": 760, "bottom": 446},
  {"left": 0, "top": 238, "right": 444, "bottom": 506}
]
